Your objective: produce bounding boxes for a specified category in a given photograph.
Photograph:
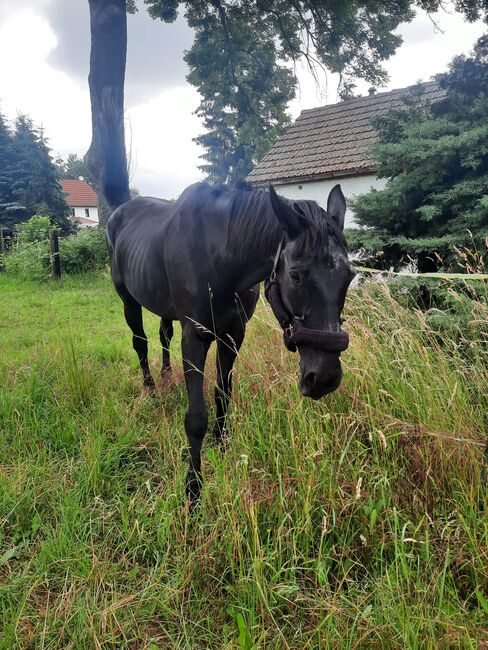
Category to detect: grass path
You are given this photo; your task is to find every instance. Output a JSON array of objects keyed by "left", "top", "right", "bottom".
[{"left": 0, "top": 273, "right": 486, "bottom": 648}]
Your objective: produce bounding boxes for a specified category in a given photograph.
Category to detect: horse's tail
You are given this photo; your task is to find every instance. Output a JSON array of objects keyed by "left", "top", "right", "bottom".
[
  {"left": 85, "top": 141, "right": 131, "bottom": 215},
  {"left": 85, "top": 0, "right": 131, "bottom": 216}
]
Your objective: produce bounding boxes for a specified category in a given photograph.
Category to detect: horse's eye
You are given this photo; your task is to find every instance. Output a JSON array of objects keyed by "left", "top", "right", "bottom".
[{"left": 289, "top": 270, "right": 301, "bottom": 285}]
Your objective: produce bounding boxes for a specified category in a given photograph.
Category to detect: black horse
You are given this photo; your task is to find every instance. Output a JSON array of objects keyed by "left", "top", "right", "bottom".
[{"left": 106, "top": 181, "right": 354, "bottom": 501}]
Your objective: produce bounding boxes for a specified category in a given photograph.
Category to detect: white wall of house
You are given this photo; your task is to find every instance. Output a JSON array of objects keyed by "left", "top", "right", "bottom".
[
  {"left": 273, "top": 173, "right": 387, "bottom": 228},
  {"left": 73, "top": 206, "right": 99, "bottom": 223}
]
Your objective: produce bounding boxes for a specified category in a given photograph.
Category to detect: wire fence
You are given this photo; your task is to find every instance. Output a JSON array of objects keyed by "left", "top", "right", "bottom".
[{"left": 354, "top": 265, "right": 488, "bottom": 282}]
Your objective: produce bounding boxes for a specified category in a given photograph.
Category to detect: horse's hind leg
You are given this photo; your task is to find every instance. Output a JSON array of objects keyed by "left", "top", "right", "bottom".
[
  {"left": 117, "top": 285, "right": 155, "bottom": 390},
  {"left": 159, "top": 318, "right": 173, "bottom": 377}
]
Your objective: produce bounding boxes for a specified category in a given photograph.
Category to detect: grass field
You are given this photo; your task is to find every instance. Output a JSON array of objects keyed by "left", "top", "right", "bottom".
[{"left": 0, "top": 272, "right": 487, "bottom": 648}]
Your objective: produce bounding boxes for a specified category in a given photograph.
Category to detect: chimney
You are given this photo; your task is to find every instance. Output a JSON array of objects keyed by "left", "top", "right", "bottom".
[{"left": 368, "top": 86, "right": 376, "bottom": 96}]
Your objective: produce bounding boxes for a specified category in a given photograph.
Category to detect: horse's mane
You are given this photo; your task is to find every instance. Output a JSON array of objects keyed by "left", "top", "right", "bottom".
[{"left": 177, "top": 181, "right": 347, "bottom": 260}]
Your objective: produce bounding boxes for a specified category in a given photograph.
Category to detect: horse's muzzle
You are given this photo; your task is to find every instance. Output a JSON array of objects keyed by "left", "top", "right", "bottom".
[
  {"left": 299, "top": 350, "right": 343, "bottom": 399},
  {"left": 300, "top": 368, "right": 343, "bottom": 399}
]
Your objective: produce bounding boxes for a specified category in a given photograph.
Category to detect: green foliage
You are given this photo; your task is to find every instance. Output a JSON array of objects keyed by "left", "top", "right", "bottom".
[
  {"left": 58, "top": 227, "right": 108, "bottom": 275},
  {"left": 0, "top": 272, "right": 486, "bottom": 647},
  {"left": 0, "top": 111, "right": 71, "bottom": 232},
  {"left": 143, "top": 1, "right": 488, "bottom": 183},
  {"left": 385, "top": 276, "right": 487, "bottom": 354},
  {"left": 55, "top": 153, "right": 93, "bottom": 183},
  {"left": 3, "top": 240, "right": 51, "bottom": 281},
  {"left": 0, "top": 112, "right": 21, "bottom": 222},
  {"left": 4, "top": 228, "right": 108, "bottom": 281},
  {"left": 185, "top": 2, "right": 295, "bottom": 183},
  {"left": 352, "top": 36, "right": 488, "bottom": 271},
  {"left": 16, "top": 215, "right": 52, "bottom": 243}
]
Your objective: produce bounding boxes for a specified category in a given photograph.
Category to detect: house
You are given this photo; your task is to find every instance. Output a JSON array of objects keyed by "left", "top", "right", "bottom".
[
  {"left": 248, "top": 81, "right": 445, "bottom": 228},
  {"left": 60, "top": 178, "right": 99, "bottom": 227}
]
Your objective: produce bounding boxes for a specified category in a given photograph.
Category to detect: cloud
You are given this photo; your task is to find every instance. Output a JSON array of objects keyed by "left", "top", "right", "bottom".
[
  {"left": 127, "top": 85, "right": 204, "bottom": 198},
  {"left": 38, "top": 0, "right": 194, "bottom": 107}
]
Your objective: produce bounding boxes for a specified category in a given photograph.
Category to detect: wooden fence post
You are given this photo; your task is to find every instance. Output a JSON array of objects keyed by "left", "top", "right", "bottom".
[
  {"left": 49, "top": 229, "right": 61, "bottom": 279},
  {"left": 0, "top": 229, "right": 5, "bottom": 272}
]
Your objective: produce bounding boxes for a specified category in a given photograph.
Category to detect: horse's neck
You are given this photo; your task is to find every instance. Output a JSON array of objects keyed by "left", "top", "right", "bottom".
[{"left": 230, "top": 211, "right": 284, "bottom": 291}]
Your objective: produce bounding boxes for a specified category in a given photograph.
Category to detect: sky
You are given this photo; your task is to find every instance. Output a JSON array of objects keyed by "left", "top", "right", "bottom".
[{"left": 0, "top": 1, "right": 485, "bottom": 199}]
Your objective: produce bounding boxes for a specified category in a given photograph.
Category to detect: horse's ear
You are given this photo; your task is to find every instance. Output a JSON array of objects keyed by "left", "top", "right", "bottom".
[
  {"left": 269, "top": 185, "right": 308, "bottom": 239},
  {"left": 327, "top": 184, "right": 346, "bottom": 230}
]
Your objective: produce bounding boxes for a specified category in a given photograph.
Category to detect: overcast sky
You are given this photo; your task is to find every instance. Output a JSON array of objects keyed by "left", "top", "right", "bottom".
[{"left": 0, "top": 1, "right": 485, "bottom": 198}]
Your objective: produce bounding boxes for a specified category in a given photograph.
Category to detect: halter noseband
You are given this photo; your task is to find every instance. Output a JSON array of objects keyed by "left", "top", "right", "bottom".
[{"left": 264, "top": 237, "right": 349, "bottom": 354}]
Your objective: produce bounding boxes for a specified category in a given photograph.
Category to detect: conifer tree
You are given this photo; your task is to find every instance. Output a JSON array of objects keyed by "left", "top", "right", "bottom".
[
  {"left": 350, "top": 35, "right": 488, "bottom": 272},
  {"left": 0, "top": 113, "right": 71, "bottom": 231},
  {"left": 0, "top": 112, "right": 22, "bottom": 226}
]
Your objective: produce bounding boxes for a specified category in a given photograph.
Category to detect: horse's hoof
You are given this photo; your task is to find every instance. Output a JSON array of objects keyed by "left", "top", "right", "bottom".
[
  {"left": 159, "top": 367, "right": 173, "bottom": 387},
  {"left": 142, "top": 383, "right": 156, "bottom": 397},
  {"left": 161, "top": 365, "right": 172, "bottom": 377}
]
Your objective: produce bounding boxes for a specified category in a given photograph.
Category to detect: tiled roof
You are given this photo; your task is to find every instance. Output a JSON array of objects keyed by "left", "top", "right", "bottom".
[
  {"left": 248, "top": 81, "right": 445, "bottom": 185},
  {"left": 60, "top": 179, "right": 98, "bottom": 207}
]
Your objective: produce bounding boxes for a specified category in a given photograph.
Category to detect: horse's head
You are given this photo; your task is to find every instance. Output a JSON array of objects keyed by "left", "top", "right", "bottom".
[{"left": 269, "top": 185, "right": 355, "bottom": 399}]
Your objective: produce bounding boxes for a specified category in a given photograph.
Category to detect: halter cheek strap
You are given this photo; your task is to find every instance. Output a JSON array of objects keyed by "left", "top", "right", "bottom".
[{"left": 264, "top": 238, "right": 349, "bottom": 354}]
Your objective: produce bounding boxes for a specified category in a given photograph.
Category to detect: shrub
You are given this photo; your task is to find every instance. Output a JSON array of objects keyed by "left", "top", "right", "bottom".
[
  {"left": 383, "top": 276, "right": 487, "bottom": 355},
  {"left": 4, "top": 227, "right": 109, "bottom": 280},
  {"left": 15, "top": 215, "right": 52, "bottom": 242},
  {"left": 3, "top": 239, "right": 51, "bottom": 281},
  {"left": 59, "top": 227, "right": 108, "bottom": 274}
]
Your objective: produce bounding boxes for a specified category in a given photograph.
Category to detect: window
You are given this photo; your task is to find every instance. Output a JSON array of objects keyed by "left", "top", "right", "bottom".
[
  {"left": 298, "top": 185, "right": 303, "bottom": 190},
  {"left": 85, "top": 208, "right": 90, "bottom": 219}
]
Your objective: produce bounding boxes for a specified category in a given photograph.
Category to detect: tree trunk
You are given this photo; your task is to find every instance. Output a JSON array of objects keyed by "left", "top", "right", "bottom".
[
  {"left": 85, "top": 0, "right": 130, "bottom": 222},
  {"left": 96, "top": 192, "right": 112, "bottom": 228}
]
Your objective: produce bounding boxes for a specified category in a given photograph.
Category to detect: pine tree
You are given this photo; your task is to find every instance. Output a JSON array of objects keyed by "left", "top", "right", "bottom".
[
  {"left": 2, "top": 115, "right": 72, "bottom": 231},
  {"left": 0, "top": 111, "right": 23, "bottom": 227},
  {"left": 13, "top": 116, "right": 68, "bottom": 225},
  {"left": 350, "top": 35, "right": 488, "bottom": 272}
]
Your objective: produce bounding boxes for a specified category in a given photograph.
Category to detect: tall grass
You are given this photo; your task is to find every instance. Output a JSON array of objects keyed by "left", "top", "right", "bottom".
[{"left": 0, "top": 273, "right": 486, "bottom": 648}]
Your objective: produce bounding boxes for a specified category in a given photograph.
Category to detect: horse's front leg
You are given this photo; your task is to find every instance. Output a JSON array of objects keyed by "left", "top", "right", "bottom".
[
  {"left": 181, "top": 324, "right": 211, "bottom": 504},
  {"left": 213, "top": 324, "right": 245, "bottom": 449}
]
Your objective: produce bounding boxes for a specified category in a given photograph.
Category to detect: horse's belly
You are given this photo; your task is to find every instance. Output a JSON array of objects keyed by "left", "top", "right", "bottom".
[
  {"left": 116, "top": 249, "right": 176, "bottom": 319},
  {"left": 131, "top": 285, "right": 176, "bottom": 319}
]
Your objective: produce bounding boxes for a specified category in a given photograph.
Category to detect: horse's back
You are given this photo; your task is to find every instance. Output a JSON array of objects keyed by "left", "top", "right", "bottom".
[{"left": 106, "top": 196, "right": 173, "bottom": 250}]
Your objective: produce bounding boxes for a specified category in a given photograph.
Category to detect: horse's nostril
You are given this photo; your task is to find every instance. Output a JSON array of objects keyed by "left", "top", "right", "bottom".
[{"left": 303, "top": 372, "right": 317, "bottom": 392}]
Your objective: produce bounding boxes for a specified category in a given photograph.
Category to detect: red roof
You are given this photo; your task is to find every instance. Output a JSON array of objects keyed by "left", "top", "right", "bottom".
[{"left": 60, "top": 179, "right": 98, "bottom": 207}]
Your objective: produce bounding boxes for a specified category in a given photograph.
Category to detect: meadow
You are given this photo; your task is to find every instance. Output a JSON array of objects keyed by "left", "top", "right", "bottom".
[{"left": 0, "top": 272, "right": 486, "bottom": 648}]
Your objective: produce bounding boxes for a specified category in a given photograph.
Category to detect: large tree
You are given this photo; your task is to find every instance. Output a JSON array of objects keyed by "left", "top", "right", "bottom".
[
  {"left": 0, "top": 112, "right": 71, "bottom": 231},
  {"left": 143, "top": 0, "right": 488, "bottom": 183},
  {"left": 0, "top": 113, "right": 20, "bottom": 225},
  {"left": 349, "top": 35, "right": 488, "bottom": 272},
  {"left": 85, "top": 0, "right": 131, "bottom": 226},
  {"left": 86, "top": 1, "right": 488, "bottom": 209}
]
